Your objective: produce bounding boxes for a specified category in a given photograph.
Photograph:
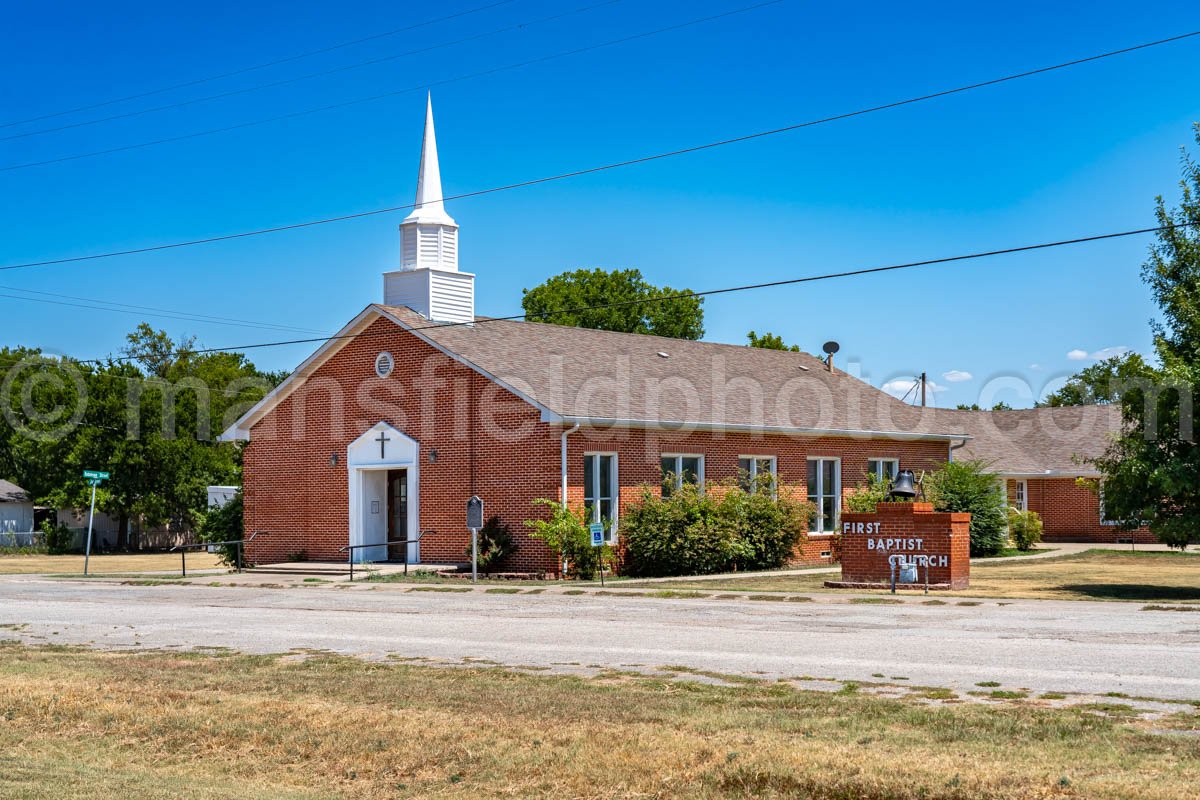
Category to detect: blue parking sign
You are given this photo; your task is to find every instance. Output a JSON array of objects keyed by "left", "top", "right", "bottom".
[{"left": 589, "top": 522, "right": 605, "bottom": 546}]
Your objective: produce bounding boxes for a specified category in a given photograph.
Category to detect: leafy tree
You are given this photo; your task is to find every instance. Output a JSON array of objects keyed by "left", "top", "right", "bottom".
[
  {"left": 2, "top": 325, "right": 278, "bottom": 550},
  {"left": 521, "top": 268, "right": 704, "bottom": 340},
  {"left": 1041, "top": 354, "right": 1152, "bottom": 406},
  {"left": 1093, "top": 125, "right": 1200, "bottom": 549},
  {"left": 954, "top": 402, "right": 1014, "bottom": 411},
  {"left": 925, "top": 460, "right": 1008, "bottom": 556},
  {"left": 747, "top": 330, "right": 800, "bottom": 351}
]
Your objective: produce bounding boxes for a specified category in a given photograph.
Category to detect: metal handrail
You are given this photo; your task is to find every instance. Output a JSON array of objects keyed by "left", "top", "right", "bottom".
[
  {"left": 172, "top": 530, "right": 266, "bottom": 577},
  {"left": 339, "top": 530, "right": 428, "bottom": 581}
]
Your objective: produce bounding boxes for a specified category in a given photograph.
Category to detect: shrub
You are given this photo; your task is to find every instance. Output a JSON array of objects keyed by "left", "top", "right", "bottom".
[
  {"left": 198, "top": 491, "right": 244, "bottom": 566},
  {"left": 925, "top": 460, "right": 1008, "bottom": 556},
  {"left": 622, "top": 482, "right": 812, "bottom": 578},
  {"left": 1008, "top": 508, "right": 1043, "bottom": 551},
  {"left": 722, "top": 486, "right": 811, "bottom": 571},
  {"left": 39, "top": 519, "right": 74, "bottom": 555},
  {"left": 466, "top": 515, "right": 515, "bottom": 575},
  {"left": 843, "top": 474, "right": 892, "bottom": 513},
  {"left": 622, "top": 484, "right": 739, "bottom": 577},
  {"left": 524, "top": 499, "right": 606, "bottom": 580}
]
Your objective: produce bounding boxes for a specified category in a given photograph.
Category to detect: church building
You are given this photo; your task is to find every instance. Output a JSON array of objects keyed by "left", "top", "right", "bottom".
[{"left": 221, "top": 98, "right": 1145, "bottom": 572}]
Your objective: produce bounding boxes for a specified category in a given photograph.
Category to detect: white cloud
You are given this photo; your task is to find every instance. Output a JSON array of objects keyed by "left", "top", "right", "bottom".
[
  {"left": 1029, "top": 363, "right": 1043, "bottom": 371},
  {"left": 942, "top": 370, "right": 973, "bottom": 383},
  {"left": 882, "top": 377, "right": 947, "bottom": 399},
  {"left": 1089, "top": 346, "right": 1131, "bottom": 361},
  {"left": 1067, "top": 346, "right": 1132, "bottom": 362}
]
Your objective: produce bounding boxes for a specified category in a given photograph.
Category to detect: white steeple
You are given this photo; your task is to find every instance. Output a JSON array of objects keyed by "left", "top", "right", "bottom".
[
  {"left": 404, "top": 93, "right": 456, "bottom": 228},
  {"left": 385, "top": 94, "right": 474, "bottom": 324}
]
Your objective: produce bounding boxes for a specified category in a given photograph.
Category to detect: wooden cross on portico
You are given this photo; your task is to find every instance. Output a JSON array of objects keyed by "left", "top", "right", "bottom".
[{"left": 375, "top": 430, "right": 390, "bottom": 459}]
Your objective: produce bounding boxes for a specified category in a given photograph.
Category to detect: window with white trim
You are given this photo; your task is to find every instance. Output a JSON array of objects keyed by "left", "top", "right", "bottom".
[
  {"left": 1098, "top": 490, "right": 1119, "bottom": 526},
  {"left": 583, "top": 453, "right": 618, "bottom": 540},
  {"left": 866, "top": 458, "right": 899, "bottom": 482},
  {"left": 1012, "top": 480, "right": 1027, "bottom": 512},
  {"left": 738, "top": 456, "right": 777, "bottom": 494},
  {"left": 807, "top": 457, "right": 840, "bottom": 534},
  {"left": 661, "top": 454, "right": 703, "bottom": 497}
]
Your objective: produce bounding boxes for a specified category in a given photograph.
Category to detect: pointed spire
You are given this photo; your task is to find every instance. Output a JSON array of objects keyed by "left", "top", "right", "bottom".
[{"left": 404, "top": 93, "right": 456, "bottom": 226}]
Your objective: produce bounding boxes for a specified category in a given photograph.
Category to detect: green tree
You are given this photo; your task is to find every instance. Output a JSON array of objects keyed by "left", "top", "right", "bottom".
[
  {"left": 954, "top": 402, "right": 1014, "bottom": 411},
  {"left": 746, "top": 330, "right": 800, "bottom": 351},
  {"left": 1093, "top": 125, "right": 1200, "bottom": 549},
  {"left": 521, "top": 268, "right": 704, "bottom": 340},
  {"left": 2, "top": 325, "right": 279, "bottom": 550},
  {"left": 1041, "top": 354, "right": 1152, "bottom": 406}
]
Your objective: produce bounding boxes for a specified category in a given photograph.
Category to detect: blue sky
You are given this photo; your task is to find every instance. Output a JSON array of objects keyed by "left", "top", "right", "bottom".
[{"left": 2, "top": 0, "right": 1198, "bottom": 408}]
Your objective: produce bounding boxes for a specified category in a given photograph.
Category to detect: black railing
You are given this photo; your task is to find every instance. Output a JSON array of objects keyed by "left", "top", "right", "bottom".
[
  {"left": 339, "top": 530, "right": 428, "bottom": 581},
  {"left": 171, "top": 530, "right": 267, "bottom": 577}
]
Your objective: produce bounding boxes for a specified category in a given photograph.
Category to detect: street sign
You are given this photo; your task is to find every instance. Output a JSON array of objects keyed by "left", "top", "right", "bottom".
[
  {"left": 466, "top": 496, "right": 484, "bottom": 530},
  {"left": 81, "top": 470, "right": 109, "bottom": 576},
  {"left": 589, "top": 522, "right": 605, "bottom": 547}
]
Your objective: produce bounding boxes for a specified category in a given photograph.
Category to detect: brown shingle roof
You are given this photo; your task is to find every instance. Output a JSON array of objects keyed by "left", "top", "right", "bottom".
[
  {"left": 379, "top": 305, "right": 969, "bottom": 440},
  {"left": 931, "top": 405, "right": 1121, "bottom": 475},
  {"left": 0, "top": 480, "right": 31, "bottom": 504}
]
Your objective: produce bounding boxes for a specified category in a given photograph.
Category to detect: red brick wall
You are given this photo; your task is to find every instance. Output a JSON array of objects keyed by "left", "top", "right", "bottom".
[
  {"left": 565, "top": 426, "right": 948, "bottom": 567},
  {"left": 838, "top": 503, "right": 970, "bottom": 589},
  {"left": 241, "top": 315, "right": 956, "bottom": 572},
  {"left": 243, "top": 316, "right": 563, "bottom": 572},
  {"left": 1007, "top": 478, "right": 1155, "bottom": 544}
]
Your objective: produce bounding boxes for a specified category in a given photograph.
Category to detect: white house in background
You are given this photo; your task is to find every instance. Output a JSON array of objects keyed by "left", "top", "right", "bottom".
[
  {"left": 207, "top": 486, "right": 240, "bottom": 509},
  {"left": 0, "top": 480, "right": 35, "bottom": 543}
]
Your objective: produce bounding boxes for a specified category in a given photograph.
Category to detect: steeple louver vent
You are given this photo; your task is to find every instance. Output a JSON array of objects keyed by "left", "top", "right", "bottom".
[{"left": 384, "top": 94, "right": 474, "bottom": 324}]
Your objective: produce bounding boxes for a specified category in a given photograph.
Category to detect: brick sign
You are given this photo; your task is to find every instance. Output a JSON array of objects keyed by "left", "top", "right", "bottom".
[{"left": 825, "top": 502, "right": 970, "bottom": 590}]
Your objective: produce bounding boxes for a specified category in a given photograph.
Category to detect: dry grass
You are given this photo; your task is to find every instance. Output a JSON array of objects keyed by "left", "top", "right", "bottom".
[
  {"left": 0, "top": 644, "right": 1198, "bottom": 799},
  {"left": 0, "top": 552, "right": 225, "bottom": 576},
  {"left": 639, "top": 550, "right": 1200, "bottom": 602}
]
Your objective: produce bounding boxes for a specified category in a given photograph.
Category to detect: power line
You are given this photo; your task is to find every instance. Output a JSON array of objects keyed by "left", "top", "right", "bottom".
[
  {"left": 2, "top": 0, "right": 624, "bottom": 142},
  {"left": 1, "top": 0, "right": 785, "bottom": 172},
  {"left": 71, "top": 220, "right": 1199, "bottom": 365},
  {"left": 0, "top": 0, "right": 520, "bottom": 130},
  {"left": 4, "top": 27, "right": 1194, "bottom": 272},
  {"left": 0, "top": 285, "right": 327, "bottom": 334}
]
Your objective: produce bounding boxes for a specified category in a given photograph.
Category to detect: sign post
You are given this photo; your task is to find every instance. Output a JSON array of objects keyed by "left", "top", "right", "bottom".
[
  {"left": 466, "top": 496, "right": 483, "bottom": 584},
  {"left": 81, "top": 470, "right": 110, "bottom": 576},
  {"left": 589, "top": 522, "right": 606, "bottom": 587}
]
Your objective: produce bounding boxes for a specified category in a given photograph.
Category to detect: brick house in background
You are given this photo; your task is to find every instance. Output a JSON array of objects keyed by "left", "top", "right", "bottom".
[
  {"left": 221, "top": 97, "right": 1144, "bottom": 571},
  {"left": 939, "top": 406, "right": 1154, "bottom": 543}
]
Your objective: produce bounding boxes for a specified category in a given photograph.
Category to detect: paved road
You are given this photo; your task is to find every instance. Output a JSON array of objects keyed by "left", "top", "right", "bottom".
[{"left": 2, "top": 577, "right": 1198, "bottom": 700}]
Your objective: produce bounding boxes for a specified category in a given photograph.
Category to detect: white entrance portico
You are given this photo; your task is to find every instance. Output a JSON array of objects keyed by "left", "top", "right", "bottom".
[{"left": 347, "top": 422, "right": 419, "bottom": 563}]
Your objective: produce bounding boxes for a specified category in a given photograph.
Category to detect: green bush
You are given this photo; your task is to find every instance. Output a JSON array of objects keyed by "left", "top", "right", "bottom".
[
  {"left": 466, "top": 515, "right": 515, "bottom": 575},
  {"left": 198, "top": 491, "right": 244, "bottom": 566},
  {"left": 524, "top": 499, "right": 607, "bottom": 580},
  {"left": 925, "top": 461, "right": 1008, "bottom": 557},
  {"left": 39, "top": 519, "right": 74, "bottom": 555},
  {"left": 622, "top": 484, "right": 739, "bottom": 577},
  {"left": 1008, "top": 508, "right": 1043, "bottom": 551},
  {"left": 843, "top": 474, "right": 893, "bottom": 513},
  {"left": 622, "top": 482, "right": 812, "bottom": 578}
]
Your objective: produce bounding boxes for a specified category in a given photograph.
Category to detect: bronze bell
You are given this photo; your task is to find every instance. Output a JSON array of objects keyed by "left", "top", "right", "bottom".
[{"left": 889, "top": 469, "right": 918, "bottom": 499}]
